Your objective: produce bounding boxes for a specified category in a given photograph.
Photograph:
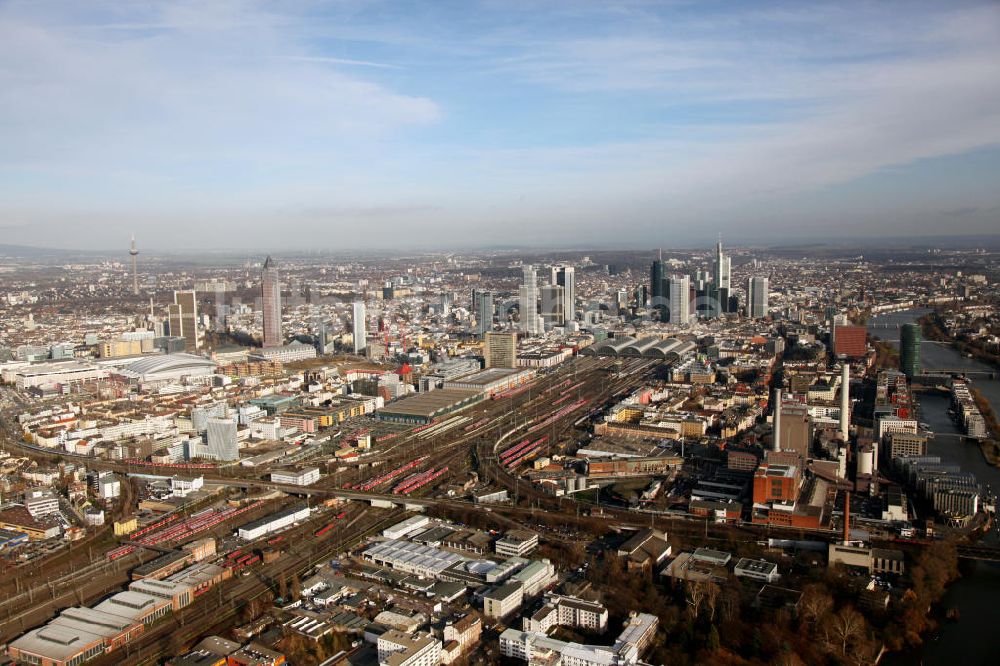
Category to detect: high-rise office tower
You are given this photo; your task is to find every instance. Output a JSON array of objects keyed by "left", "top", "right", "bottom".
[
  {"left": 214, "top": 282, "right": 228, "bottom": 333},
  {"left": 317, "top": 321, "right": 328, "bottom": 355},
  {"left": 519, "top": 264, "right": 542, "bottom": 336},
  {"left": 555, "top": 265, "right": 575, "bottom": 322},
  {"left": 900, "top": 323, "right": 921, "bottom": 378},
  {"left": 473, "top": 290, "right": 494, "bottom": 337},
  {"left": 261, "top": 256, "right": 282, "bottom": 348},
  {"left": 540, "top": 284, "right": 565, "bottom": 327},
  {"left": 484, "top": 332, "right": 517, "bottom": 369},
  {"left": 129, "top": 235, "right": 139, "bottom": 295},
  {"left": 206, "top": 416, "right": 238, "bottom": 461},
  {"left": 353, "top": 301, "right": 367, "bottom": 353},
  {"left": 167, "top": 303, "right": 183, "bottom": 344},
  {"left": 173, "top": 290, "right": 200, "bottom": 351},
  {"left": 668, "top": 275, "right": 690, "bottom": 325},
  {"left": 747, "top": 276, "right": 769, "bottom": 319},
  {"left": 650, "top": 254, "right": 667, "bottom": 318},
  {"left": 713, "top": 239, "right": 731, "bottom": 315}
]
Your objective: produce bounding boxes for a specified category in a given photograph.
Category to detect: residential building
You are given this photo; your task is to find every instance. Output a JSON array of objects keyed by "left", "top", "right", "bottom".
[
  {"left": 443, "top": 614, "right": 481, "bottom": 662},
  {"left": 377, "top": 630, "right": 441, "bottom": 666},
  {"left": 887, "top": 431, "right": 928, "bottom": 460}
]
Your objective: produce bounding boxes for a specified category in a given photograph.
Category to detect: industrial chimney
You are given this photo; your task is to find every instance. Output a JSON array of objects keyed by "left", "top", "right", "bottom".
[
  {"left": 772, "top": 389, "right": 782, "bottom": 452},
  {"left": 843, "top": 491, "right": 851, "bottom": 545},
  {"left": 840, "top": 362, "right": 850, "bottom": 440}
]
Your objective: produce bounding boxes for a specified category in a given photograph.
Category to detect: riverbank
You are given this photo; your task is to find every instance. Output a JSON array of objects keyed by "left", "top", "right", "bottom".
[
  {"left": 978, "top": 439, "right": 1000, "bottom": 467},
  {"left": 920, "top": 311, "right": 1000, "bottom": 373},
  {"left": 871, "top": 309, "right": 1000, "bottom": 665}
]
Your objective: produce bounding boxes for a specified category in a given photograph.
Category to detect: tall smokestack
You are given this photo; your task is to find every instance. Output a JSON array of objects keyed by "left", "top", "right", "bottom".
[
  {"left": 840, "top": 362, "right": 850, "bottom": 439},
  {"left": 773, "top": 389, "right": 782, "bottom": 452},
  {"left": 843, "top": 491, "right": 851, "bottom": 545}
]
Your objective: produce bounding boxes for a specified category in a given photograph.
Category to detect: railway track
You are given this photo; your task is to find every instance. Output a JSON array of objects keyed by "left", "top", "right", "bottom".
[{"left": 89, "top": 507, "right": 405, "bottom": 666}]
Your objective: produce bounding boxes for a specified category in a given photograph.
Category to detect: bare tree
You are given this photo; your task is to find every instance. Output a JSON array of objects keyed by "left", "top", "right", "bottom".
[
  {"left": 720, "top": 584, "right": 741, "bottom": 623},
  {"left": 826, "top": 606, "right": 867, "bottom": 657},
  {"left": 704, "top": 582, "right": 721, "bottom": 622},
  {"left": 686, "top": 580, "right": 706, "bottom": 620},
  {"left": 801, "top": 584, "right": 834, "bottom": 626}
]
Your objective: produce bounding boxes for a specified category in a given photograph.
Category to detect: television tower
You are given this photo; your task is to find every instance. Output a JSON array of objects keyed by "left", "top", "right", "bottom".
[{"left": 129, "top": 235, "right": 139, "bottom": 295}]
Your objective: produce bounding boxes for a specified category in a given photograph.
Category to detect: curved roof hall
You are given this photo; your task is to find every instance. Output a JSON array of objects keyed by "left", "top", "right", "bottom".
[
  {"left": 589, "top": 336, "right": 637, "bottom": 356},
  {"left": 621, "top": 337, "right": 663, "bottom": 357},
  {"left": 123, "top": 353, "right": 217, "bottom": 376}
]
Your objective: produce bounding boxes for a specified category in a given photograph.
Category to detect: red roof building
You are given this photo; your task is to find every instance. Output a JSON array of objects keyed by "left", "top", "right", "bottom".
[{"left": 833, "top": 325, "right": 867, "bottom": 358}]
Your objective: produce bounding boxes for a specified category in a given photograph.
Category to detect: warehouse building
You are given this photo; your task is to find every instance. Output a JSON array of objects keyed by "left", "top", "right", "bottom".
[
  {"left": 376, "top": 389, "right": 482, "bottom": 425},
  {"left": 382, "top": 515, "right": 431, "bottom": 540},
  {"left": 270, "top": 467, "right": 320, "bottom": 486},
  {"left": 363, "top": 539, "right": 469, "bottom": 578},
  {"left": 128, "top": 578, "right": 195, "bottom": 611},
  {"left": 237, "top": 504, "right": 310, "bottom": 541},
  {"left": 442, "top": 367, "right": 535, "bottom": 398}
]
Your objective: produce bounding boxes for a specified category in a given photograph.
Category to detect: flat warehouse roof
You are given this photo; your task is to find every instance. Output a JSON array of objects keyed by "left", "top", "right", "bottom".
[
  {"left": 378, "top": 389, "right": 481, "bottom": 417},
  {"left": 450, "top": 368, "right": 524, "bottom": 384}
]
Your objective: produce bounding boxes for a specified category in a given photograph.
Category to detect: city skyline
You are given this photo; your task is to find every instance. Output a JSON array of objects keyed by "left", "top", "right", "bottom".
[{"left": 1, "top": 1, "right": 999, "bottom": 250}]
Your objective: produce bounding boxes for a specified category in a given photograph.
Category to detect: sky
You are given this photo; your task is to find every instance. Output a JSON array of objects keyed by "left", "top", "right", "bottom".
[{"left": 1, "top": 0, "right": 999, "bottom": 251}]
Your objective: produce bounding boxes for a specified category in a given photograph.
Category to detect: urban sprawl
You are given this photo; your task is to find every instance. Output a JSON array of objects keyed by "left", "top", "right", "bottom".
[{"left": 0, "top": 241, "right": 998, "bottom": 666}]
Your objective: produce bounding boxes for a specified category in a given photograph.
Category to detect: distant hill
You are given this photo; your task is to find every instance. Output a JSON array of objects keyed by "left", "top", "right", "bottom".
[{"left": 0, "top": 244, "right": 76, "bottom": 257}]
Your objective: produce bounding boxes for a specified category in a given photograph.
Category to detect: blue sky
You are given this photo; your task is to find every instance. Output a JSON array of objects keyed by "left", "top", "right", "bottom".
[{"left": 1, "top": 0, "right": 999, "bottom": 250}]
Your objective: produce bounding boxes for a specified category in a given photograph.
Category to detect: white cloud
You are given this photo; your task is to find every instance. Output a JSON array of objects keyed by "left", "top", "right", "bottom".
[{"left": 0, "top": 1, "right": 439, "bottom": 173}]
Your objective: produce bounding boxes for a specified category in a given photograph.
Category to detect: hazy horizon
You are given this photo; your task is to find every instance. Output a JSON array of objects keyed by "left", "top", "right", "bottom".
[{"left": 2, "top": 0, "right": 999, "bottom": 250}]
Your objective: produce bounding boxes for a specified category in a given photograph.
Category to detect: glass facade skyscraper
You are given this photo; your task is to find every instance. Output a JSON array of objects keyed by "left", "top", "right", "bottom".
[{"left": 900, "top": 323, "right": 921, "bottom": 377}]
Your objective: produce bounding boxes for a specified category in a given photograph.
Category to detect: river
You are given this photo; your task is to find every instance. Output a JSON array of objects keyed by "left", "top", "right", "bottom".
[{"left": 869, "top": 310, "right": 1000, "bottom": 666}]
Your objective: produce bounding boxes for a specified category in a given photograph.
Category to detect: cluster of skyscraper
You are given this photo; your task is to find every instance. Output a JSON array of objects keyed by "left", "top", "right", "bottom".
[
  {"left": 648, "top": 240, "right": 768, "bottom": 323},
  {"left": 263, "top": 256, "right": 366, "bottom": 355},
  {"left": 520, "top": 264, "right": 575, "bottom": 336},
  {"left": 472, "top": 264, "right": 576, "bottom": 339}
]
